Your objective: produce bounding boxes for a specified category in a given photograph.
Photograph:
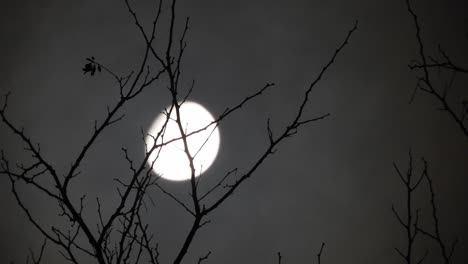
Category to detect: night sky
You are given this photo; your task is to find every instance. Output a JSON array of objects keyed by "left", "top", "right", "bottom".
[{"left": 1, "top": 0, "right": 467, "bottom": 263}]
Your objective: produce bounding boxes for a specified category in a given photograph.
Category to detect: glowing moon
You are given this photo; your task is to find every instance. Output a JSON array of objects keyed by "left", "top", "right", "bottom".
[{"left": 145, "top": 101, "right": 220, "bottom": 181}]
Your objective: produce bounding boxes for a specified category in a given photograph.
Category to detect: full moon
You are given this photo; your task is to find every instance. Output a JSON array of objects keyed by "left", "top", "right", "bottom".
[{"left": 145, "top": 101, "right": 220, "bottom": 181}]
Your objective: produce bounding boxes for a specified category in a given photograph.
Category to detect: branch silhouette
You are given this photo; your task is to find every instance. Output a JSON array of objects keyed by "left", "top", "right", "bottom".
[
  {"left": 392, "top": 152, "right": 458, "bottom": 264},
  {"left": 0, "top": 0, "right": 357, "bottom": 263},
  {"left": 405, "top": 0, "right": 468, "bottom": 138}
]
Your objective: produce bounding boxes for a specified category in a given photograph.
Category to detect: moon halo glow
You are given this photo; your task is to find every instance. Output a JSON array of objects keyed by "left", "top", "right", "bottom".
[{"left": 145, "top": 101, "right": 220, "bottom": 181}]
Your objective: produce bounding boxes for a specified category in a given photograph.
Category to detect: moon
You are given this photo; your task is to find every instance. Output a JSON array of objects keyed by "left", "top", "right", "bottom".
[{"left": 145, "top": 101, "right": 220, "bottom": 181}]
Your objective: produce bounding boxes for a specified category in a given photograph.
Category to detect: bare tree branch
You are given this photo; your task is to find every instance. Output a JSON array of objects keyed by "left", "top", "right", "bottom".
[
  {"left": 405, "top": 0, "right": 468, "bottom": 138},
  {"left": 317, "top": 242, "right": 325, "bottom": 264},
  {"left": 414, "top": 158, "right": 457, "bottom": 264},
  {"left": 1, "top": 1, "right": 359, "bottom": 263}
]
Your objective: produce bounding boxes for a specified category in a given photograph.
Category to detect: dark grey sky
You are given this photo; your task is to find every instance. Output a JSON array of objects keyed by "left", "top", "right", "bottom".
[{"left": 1, "top": 0, "right": 467, "bottom": 263}]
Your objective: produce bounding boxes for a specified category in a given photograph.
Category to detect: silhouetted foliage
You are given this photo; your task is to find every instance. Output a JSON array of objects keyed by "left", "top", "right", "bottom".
[{"left": 82, "top": 57, "right": 102, "bottom": 76}]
